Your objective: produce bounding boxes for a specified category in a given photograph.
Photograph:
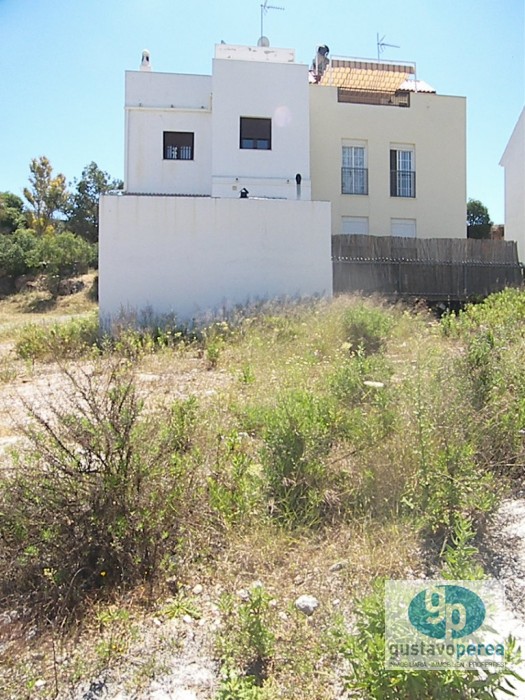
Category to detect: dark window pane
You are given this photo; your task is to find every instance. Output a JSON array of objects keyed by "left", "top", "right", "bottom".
[
  {"left": 240, "top": 118, "right": 271, "bottom": 150},
  {"left": 163, "top": 132, "right": 194, "bottom": 160}
]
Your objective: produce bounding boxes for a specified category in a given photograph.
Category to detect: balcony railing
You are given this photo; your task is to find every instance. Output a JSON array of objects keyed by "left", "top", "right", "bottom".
[
  {"left": 390, "top": 170, "right": 416, "bottom": 198},
  {"left": 342, "top": 167, "right": 368, "bottom": 195}
]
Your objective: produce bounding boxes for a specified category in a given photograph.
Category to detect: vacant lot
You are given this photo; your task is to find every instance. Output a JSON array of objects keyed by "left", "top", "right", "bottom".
[{"left": 1, "top": 285, "right": 524, "bottom": 699}]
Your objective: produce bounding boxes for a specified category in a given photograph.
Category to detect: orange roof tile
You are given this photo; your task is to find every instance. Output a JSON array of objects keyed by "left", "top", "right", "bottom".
[{"left": 320, "top": 59, "right": 415, "bottom": 92}]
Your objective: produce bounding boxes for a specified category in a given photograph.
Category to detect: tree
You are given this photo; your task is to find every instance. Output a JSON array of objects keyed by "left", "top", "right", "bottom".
[
  {"left": 467, "top": 199, "right": 492, "bottom": 227},
  {"left": 67, "top": 162, "right": 122, "bottom": 243},
  {"left": 23, "top": 156, "right": 69, "bottom": 235},
  {"left": 0, "top": 192, "right": 26, "bottom": 234}
]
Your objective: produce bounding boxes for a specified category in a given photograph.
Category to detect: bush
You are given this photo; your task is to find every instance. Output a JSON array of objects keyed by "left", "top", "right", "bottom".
[
  {"left": 260, "top": 390, "right": 342, "bottom": 526},
  {"left": 0, "top": 229, "right": 39, "bottom": 278},
  {"left": 342, "top": 303, "right": 394, "bottom": 355},
  {"left": 16, "top": 314, "right": 100, "bottom": 361},
  {"left": 0, "top": 365, "right": 200, "bottom": 618}
]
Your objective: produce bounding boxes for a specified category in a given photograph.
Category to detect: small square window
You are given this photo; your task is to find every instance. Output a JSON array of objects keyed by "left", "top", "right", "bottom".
[
  {"left": 240, "top": 117, "right": 271, "bottom": 150},
  {"left": 164, "top": 132, "right": 194, "bottom": 160}
]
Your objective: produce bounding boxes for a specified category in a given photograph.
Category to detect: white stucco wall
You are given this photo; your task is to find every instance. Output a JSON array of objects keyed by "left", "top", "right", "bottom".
[
  {"left": 500, "top": 107, "right": 525, "bottom": 261},
  {"left": 99, "top": 195, "right": 332, "bottom": 323},
  {"left": 310, "top": 87, "right": 467, "bottom": 238},
  {"left": 125, "top": 72, "right": 212, "bottom": 195},
  {"left": 211, "top": 56, "right": 312, "bottom": 199}
]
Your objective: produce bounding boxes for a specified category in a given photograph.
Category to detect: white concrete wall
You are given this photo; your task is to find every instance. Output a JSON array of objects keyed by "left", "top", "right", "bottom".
[
  {"left": 125, "top": 72, "right": 212, "bottom": 195},
  {"left": 99, "top": 195, "right": 332, "bottom": 323},
  {"left": 500, "top": 108, "right": 525, "bottom": 261},
  {"left": 211, "top": 57, "right": 311, "bottom": 199},
  {"left": 310, "top": 87, "right": 467, "bottom": 238}
]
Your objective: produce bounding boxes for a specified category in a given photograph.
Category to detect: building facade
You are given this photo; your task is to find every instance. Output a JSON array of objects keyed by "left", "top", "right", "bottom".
[
  {"left": 100, "top": 41, "right": 469, "bottom": 323},
  {"left": 100, "top": 43, "right": 331, "bottom": 324},
  {"left": 309, "top": 57, "right": 466, "bottom": 238},
  {"left": 500, "top": 107, "right": 525, "bottom": 261}
]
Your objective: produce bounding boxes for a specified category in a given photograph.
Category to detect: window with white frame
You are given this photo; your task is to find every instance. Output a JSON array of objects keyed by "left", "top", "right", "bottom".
[
  {"left": 391, "top": 218, "right": 416, "bottom": 237},
  {"left": 390, "top": 145, "right": 415, "bottom": 197},
  {"left": 164, "top": 131, "right": 194, "bottom": 160},
  {"left": 342, "top": 216, "right": 369, "bottom": 235},
  {"left": 342, "top": 142, "right": 368, "bottom": 195}
]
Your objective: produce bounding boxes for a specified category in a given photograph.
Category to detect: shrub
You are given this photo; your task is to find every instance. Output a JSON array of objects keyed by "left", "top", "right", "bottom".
[
  {"left": 260, "top": 390, "right": 341, "bottom": 526},
  {"left": 342, "top": 303, "right": 394, "bottom": 355},
  {"left": 16, "top": 314, "right": 100, "bottom": 361},
  {"left": 0, "top": 365, "right": 200, "bottom": 618}
]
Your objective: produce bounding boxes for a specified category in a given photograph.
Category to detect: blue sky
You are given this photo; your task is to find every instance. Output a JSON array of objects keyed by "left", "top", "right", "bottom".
[{"left": 0, "top": 0, "right": 523, "bottom": 223}]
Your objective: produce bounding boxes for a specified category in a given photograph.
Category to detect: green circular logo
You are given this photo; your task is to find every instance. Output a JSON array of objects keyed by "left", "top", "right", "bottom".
[{"left": 408, "top": 585, "right": 485, "bottom": 639}]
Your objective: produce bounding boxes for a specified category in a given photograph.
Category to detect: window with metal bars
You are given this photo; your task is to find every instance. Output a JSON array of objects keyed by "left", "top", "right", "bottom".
[{"left": 390, "top": 148, "right": 415, "bottom": 197}]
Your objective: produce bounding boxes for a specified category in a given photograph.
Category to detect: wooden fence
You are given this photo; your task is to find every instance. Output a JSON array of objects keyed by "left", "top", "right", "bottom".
[{"left": 332, "top": 236, "right": 523, "bottom": 300}]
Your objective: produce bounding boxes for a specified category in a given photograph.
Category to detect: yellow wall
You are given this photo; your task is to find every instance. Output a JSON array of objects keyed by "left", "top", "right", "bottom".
[{"left": 310, "top": 87, "right": 466, "bottom": 238}]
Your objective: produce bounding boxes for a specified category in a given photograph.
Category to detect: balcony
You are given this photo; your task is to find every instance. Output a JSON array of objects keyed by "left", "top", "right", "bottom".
[
  {"left": 342, "top": 167, "right": 368, "bottom": 195},
  {"left": 390, "top": 170, "right": 416, "bottom": 198}
]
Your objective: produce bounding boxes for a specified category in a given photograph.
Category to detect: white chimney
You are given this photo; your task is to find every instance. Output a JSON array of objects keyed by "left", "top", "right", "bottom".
[{"left": 140, "top": 50, "right": 151, "bottom": 71}]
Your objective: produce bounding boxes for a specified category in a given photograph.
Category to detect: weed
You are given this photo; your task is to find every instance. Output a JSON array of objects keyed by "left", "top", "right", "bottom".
[
  {"left": 342, "top": 303, "right": 394, "bottom": 355},
  {"left": 260, "top": 390, "right": 340, "bottom": 526},
  {"left": 217, "top": 584, "right": 276, "bottom": 684},
  {"left": 15, "top": 313, "right": 99, "bottom": 361},
  {"left": 161, "top": 594, "right": 201, "bottom": 620}
]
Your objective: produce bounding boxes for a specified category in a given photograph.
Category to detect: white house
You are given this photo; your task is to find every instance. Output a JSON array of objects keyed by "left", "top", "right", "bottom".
[
  {"left": 100, "top": 43, "right": 332, "bottom": 324},
  {"left": 99, "top": 40, "right": 468, "bottom": 324},
  {"left": 500, "top": 107, "right": 525, "bottom": 261}
]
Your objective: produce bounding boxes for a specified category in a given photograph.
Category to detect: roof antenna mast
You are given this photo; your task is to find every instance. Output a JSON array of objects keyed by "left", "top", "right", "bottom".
[
  {"left": 376, "top": 33, "right": 400, "bottom": 61},
  {"left": 260, "top": 0, "right": 285, "bottom": 40}
]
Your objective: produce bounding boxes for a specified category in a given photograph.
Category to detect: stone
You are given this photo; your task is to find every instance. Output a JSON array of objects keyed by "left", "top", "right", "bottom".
[
  {"left": 236, "top": 588, "right": 250, "bottom": 601},
  {"left": 34, "top": 679, "right": 46, "bottom": 689},
  {"left": 329, "top": 560, "right": 348, "bottom": 573},
  {"left": 295, "top": 594, "right": 319, "bottom": 616},
  {"left": 192, "top": 583, "right": 203, "bottom": 595},
  {"left": 363, "top": 380, "right": 385, "bottom": 389}
]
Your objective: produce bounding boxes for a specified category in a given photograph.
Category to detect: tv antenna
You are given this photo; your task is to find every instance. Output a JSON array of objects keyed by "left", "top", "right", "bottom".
[
  {"left": 376, "top": 33, "right": 400, "bottom": 61},
  {"left": 260, "top": 0, "right": 285, "bottom": 39}
]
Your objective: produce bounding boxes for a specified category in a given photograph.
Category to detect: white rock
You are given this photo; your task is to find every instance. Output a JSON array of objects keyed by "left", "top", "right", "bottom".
[
  {"left": 34, "top": 679, "right": 46, "bottom": 689},
  {"left": 236, "top": 588, "right": 250, "bottom": 601},
  {"left": 192, "top": 583, "right": 203, "bottom": 595},
  {"left": 295, "top": 594, "right": 319, "bottom": 616},
  {"left": 363, "top": 380, "right": 385, "bottom": 389},
  {"left": 182, "top": 614, "right": 194, "bottom": 625}
]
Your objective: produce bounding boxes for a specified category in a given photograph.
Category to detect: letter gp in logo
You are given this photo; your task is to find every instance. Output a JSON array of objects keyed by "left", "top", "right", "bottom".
[{"left": 408, "top": 585, "right": 485, "bottom": 640}]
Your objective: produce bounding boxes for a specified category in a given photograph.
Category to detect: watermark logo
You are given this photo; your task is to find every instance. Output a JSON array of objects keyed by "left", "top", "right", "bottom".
[
  {"left": 408, "top": 584, "right": 485, "bottom": 640},
  {"left": 385, "top": 580, "right": 506, "bottom": 670}
]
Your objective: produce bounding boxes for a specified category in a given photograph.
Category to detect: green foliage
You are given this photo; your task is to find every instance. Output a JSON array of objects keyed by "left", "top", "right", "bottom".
[
  {"left": 0, "top": 229, "right": 38, "bottom": 277},
  {"left": 329, "top": 351, "right": 392, "bottom": 404},
  {"left": 217, "top": 584, "right": 276, "bottom": 686},
  {"left": 23, "top": 156, "right": 69, "bottom": 235},
  {"left": 0, "top": 227, "right": 96, "bottom": 285},
  {"left": 67, "top": 162, "right": 122, "bottom": 243},
  {"left": 467, "top": 198, "right": 492, "bottom": 227},
  {"left": 342, "top": 303, "right": 394, "bottom": 355},
  {"left": 404, "top": 442, "right": 497, "bottom": 538},
  {"left": 441, "top": 516, "right": 485, "bottom": 581},
  {"left": 28, "top": 230, "right": 96, "bottom": 278},
  {"left": 0, "top": 366, "right": 200, "bottom": 618},
  {"left": 16, "top": 314, "right": 99, "bottom": 361},
  {"left": 0, "top": 191, "right": 26, "bottom": 234},
  {"left": 208, "top": 430, "right": 261, "bottom": 525},
  {"left": 216, "top": 667, "right": 269, "bottom": 700},
  {"left": 260, "top": 390, "right": 340, "bottom": 526},
  {"left": 343, "top": 580, "right": 522, "bottom": 699}
]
